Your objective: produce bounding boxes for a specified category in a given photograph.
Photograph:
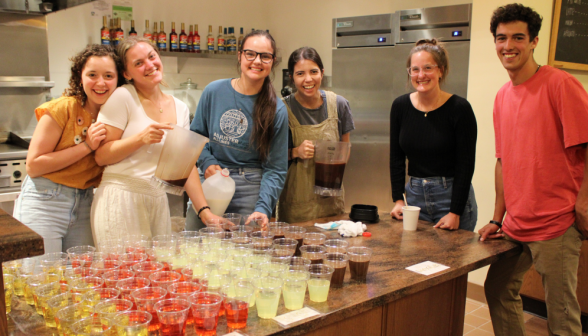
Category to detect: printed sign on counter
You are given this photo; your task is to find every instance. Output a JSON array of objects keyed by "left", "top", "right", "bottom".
[
  {"left": 273, "top": 307, "right": 321, "bottom": 327},
  {"left": 406, "top": 261, "right": 450, "bottom": 276}
]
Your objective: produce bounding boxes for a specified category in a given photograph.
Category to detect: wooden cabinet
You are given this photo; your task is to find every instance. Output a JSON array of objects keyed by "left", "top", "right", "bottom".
[{"left": 521, "top": 241, "right": 588, "bottom": 314}]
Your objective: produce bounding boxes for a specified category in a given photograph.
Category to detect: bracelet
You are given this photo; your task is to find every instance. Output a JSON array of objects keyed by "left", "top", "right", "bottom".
[
  {"left": 489, "top": 220, "right": 502, "bottom": 228},
  {"left": 83, "top": 141, "right": 94, "bottom": 153},
  {"left": 197, "top": 206, "right": 211, "bottom": 216}
]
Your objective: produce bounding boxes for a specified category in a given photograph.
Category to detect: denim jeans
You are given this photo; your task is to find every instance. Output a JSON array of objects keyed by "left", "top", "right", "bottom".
[
  {"left": 13, "top": 176, "right": 94, "bottom": 253},
  {"left": 405, "top": 176, "right": 478, "bottom": 231},
  {"left": 186, "top": 167, "right": 262, "bottom": 231}
]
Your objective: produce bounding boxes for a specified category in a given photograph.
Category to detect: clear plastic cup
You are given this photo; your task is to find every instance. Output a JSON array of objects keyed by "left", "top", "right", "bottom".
[
  {"left": 79, "top": 301, "right": 96, "bottom": 319},
  {"left": 118, "top": 252, "right": 148, "bottom": 271},
  {"left": 90, "top": 259, "right": 123, "bottom": 278},
  {"left": 149, "top": 271, "right": 182, "bottom": 290},
  {"left": 28, "top": 273, "right": 59, "bottom": 314},
  {"left": 303, "top": 232, "right": 327, "bottom": 246},
  {"left": 71, "top": 315, "right": 115, "bottom": 336},
  {"left": 270, "top": 249, "right": 293, "bottom": 265},
  {"left": 112, "top": 310, "right": 152, "bottom": 336},
  {"left": 229, "top": 224, "right": 255, "bottom": 237},
  {"left": 71, "top": 276, "right": 104, "bottom": 303},
  {"left": 308, "top": 264, "right": 334, "bottom": 302},
  {"left": 188, "top": 291, "right": 223, "bottom": 336},
  {"left": 224, "top": 285, "right": 253, "bottom": 329},
  {"left": 34, "top": 281, "right": 61, "bottom": 320},
  {"left": 269, "top": 221, "right": 290, "bottom": 239},
  {"left": 254, "top": 277, "right": 283, "bottom": 319},
  {"left": 67, "top": 246, "right": 96, "bottom": 268},
  {"left": 260, "top": 262, "right": 289, "bottom": 278},
  {"left": 154, "top": 298, "right": 191, "bottom": 336},
  {"left": 223, "top": 213, "right": 242, "bottom": 227},
  {"left": 289, "top": 256, "right": 311, "bottom": 272},
  {"left": 167, "top": 281, "right": 202, "bottom": 300},
  {"left": 281, "top": 270, "right": 310, "bottom": 310},
  {"left": 95, "top": 299, "right": 134, "bottom": 325},
  {"left": 284, "top": 226, "right": 307, "bottom": 256},
  {"left": 272, "top": 238, "right": 298, "bottom": 254},
  {"left": 81, "top": 287, "right": 120, "bottom": 308},
  {"left": 131, "top": 286, "right": 168, "bottom": 332},
  {"left": 251, "top": 230, "right": 275, "bottom": 249},
  {"left": 102, "top": 269, "right": 135, "bottom": 288},
  {"left": 323, "top": 252, "right": 348, "bottom": 288},
  {"left": 347, "top": 246, "right": 373, "bottom": 281},
  {"left": 3, "top": 274, "right": 14, "bottom": 314},
  {"left": 40, "top": 252, "right": 69, "bottom": 276},
  {"left": 55, "top": 303, "right": 82, "bottom": 336},
  {"left": 47, "top": 292, "right": 73, "bottom": 328},
  {"left": 122, "top": 234, "right": 151, "bottom": 254},
  {"left": 300, "top": 245, "right": 327, "bottom": 265},
  {"left": 324, "top": 239, "right": 349, "bottom": 253},
  {"left": 2, "top": 260, "right": 20, "bottom": 276},
  {"left": 14, "top": 257, "right": 38, "bottom": 297},
  {"left": 116, "top": 277, "right": 150, "bottom": 302},
  {"left": 19, "top": 262, "right": 40, "bottom": 304},
  {"left": 132, "top": 261, "right": 164, "bottom": 279}
]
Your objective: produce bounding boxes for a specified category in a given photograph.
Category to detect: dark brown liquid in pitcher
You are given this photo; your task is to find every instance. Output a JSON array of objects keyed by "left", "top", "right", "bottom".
[
  {"left": 349, "top": 260, "right": 370, "bottom": 281},
  {"left": 315, "top": 162, "right": 346, "bottom": 189},
  {"left": 163, "top": 178, "right": 188, "bottom": 187}
]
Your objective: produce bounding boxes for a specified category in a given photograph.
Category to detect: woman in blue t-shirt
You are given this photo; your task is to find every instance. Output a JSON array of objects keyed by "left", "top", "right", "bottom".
[{"left": 185, "top": 30, "right": 288, "bottom": 230}]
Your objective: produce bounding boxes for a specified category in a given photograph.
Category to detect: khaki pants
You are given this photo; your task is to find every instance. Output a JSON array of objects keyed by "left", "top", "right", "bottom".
[{"left": 484, "top": 225, "right": 584, "bottom": 336}]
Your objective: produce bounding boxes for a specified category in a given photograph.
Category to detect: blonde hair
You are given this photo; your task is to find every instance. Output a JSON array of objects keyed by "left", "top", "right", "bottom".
[
  {"left": 406, "top": 38, "right": 449, "bottom": 83},
  {"left": 117, "top": 37, "right": 168, "bottom": 87}
]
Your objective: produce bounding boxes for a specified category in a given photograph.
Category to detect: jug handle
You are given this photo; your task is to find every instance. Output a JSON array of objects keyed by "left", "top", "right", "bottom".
[{"left": 146, "top": 128, "right": 170, "bottom": 154}]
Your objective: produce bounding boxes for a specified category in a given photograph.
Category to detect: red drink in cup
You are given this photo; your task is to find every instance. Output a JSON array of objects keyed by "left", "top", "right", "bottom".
[
  {"left": 101, "top": 269, "right": 135, "bottom": 288},
  {"left": 132, "top": 261, "right": 164, "bottom": 279},
  {"left": 131, "top": 286, "right": 167, "bottom": 332},
  {"left": 188, "top": 292, "right": 222, "bottom": 336},
  {"left": 155, "top": 298, "right": 191, "bottom": 336},
  {"left": 116, "top": 277, "right": 150, "bottom": 304}
]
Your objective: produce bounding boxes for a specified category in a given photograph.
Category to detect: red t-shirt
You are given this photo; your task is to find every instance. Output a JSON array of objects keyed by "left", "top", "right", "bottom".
[{"left": 494, "top": 66, "right": 588, "bottom": 242}]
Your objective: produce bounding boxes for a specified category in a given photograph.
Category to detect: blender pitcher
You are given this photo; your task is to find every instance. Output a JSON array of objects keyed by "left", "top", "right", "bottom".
[
  {"left": 150, "top": 125, "right": 209, "bottom": 195},
  {"left": 314, "top": 140, "right": 351, "bottom": 197}
]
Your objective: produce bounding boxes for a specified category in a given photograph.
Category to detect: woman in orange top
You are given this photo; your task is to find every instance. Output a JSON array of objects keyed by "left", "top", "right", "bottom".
[{"left": 13, "top": 45, "right": 124, "bottom": 253}]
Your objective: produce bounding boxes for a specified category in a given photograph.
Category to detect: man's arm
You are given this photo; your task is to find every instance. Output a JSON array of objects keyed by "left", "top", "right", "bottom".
[
  {"left": 575, "top": 145, "right": 588, "bottom": 238},
  {"left": 479, "top": 159, "right": 507, "bottom": 241}
]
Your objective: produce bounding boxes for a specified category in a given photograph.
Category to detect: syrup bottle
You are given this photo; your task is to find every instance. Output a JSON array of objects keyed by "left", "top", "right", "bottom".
[
  {"left": 143, "top": 20, "right": 151, "bottom": 41},
  {"left": 109, "top": 19, "right": 116, "bottom": 45},
  {"left": 228, "top": 27, "right": 236, "bottom": 54},
  {"left": 217, "top": 26, "right": 225, "bottom": 54},
  {"left": 170, "top": 22, "right": 178, "bottom": 52},
  {"left": 194, "top": 24, "right": 201, "bottom": 53},
  {"left": 207, "top": 25, "right": 214, "bottom": 54},
  {"left": 152, "top": 22, "right": 158, "bottom": 45},
  {"left": 115, "top": 18, "right": 124, "bottom": 46},
  {"left": 100, "top": 16, "right": 110, "bottom": 45},
  {"left": 179, "top": 23, "right": 188, "bottom": 52},
  {"left": 158, "top": 22, "right": 167, "bottom": 52},
  {"left": 187, "top": 25, "right": 194, "bottom": 53},
  {"left": 129, "top": 19, "right": 137, "bottom": 37},
  {"left": 238, "top": 27, "right": 244, "bottom": 49}
]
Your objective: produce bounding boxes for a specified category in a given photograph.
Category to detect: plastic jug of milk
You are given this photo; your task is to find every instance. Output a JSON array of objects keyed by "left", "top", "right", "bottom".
[{"left": 201, "top": 168, "right": 236, "bottom": 216}]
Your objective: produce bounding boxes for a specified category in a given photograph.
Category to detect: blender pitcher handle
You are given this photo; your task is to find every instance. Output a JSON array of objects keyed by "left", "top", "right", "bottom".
[
  {"left": 303, "top": 140, "right": 317, "bottom": 169},
  {"left": 146, "top": 128, "right": 170, "bottom": 154}
]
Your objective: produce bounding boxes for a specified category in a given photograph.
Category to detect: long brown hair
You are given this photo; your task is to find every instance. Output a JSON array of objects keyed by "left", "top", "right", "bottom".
[
  {"left": 64, "top": 44, "right": 124, "bottom": 106},
  {"left": 117, "top": 37, "right": 168, "bottom": 87},
  {"left": 238, "top": 30, "right": 279, "bottom": 163}
]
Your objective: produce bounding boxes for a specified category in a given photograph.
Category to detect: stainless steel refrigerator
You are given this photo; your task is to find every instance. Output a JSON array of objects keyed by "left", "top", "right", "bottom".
[{"left": 332, "top": 3, "right": 472, "bottom": 212}]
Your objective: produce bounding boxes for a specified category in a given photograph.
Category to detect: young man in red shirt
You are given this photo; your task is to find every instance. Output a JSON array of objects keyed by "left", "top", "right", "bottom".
[{"left": 479, "top": 4, "right": 588, "bottom": 335}]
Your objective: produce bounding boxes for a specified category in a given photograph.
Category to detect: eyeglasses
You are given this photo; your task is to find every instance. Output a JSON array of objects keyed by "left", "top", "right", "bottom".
[
  {"left": 241, "top": 49, "right": 274, "bottom": 64},
  {"left": 407, "top": 64, "right": 439, "bottom": 76}
]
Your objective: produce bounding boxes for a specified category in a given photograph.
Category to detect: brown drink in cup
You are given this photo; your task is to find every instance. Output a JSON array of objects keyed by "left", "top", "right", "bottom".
[
  {"left": 303, "top": 232, "right": 327, "bottom": 246},
  {"left": 300, "top": 245, "right": 326, "bottom": 265},
  {"left": 284, "top": 226, "right": 307, "bottom": 256},
  {"left": 324, "top": 253, "right": 348, "bottom": 287},
  {"left": 269, "top": 222, "right": 290, "bottom": 240},
  {"left": 348, "top": 247, "right": 372, "bottom": 281}
]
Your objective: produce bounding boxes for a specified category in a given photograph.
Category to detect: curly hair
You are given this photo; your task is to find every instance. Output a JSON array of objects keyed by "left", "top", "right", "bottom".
[
  {"left": 490, "top": 3, "right": 543, "bottom": 41},
  {"left": 63, "top": 44, "right": 125, "bottom": 106},
  {"left": 406, "top": 38, "right": 449, "bottom": 84}
]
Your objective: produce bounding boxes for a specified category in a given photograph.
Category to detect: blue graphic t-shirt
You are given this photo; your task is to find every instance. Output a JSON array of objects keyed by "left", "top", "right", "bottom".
[{"left": 191, "top": 78, "right": 288, "bottom": 216}]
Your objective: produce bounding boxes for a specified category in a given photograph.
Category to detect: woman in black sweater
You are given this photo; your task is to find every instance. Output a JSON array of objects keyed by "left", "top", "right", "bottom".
[{"left": 389, "top": 39, "right": 478, "bottom": 231}]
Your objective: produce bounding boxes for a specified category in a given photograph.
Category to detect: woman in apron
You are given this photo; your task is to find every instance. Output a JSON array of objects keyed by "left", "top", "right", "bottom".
[{"left": 278, "top": 47, "right": 355, "bottom": 223}]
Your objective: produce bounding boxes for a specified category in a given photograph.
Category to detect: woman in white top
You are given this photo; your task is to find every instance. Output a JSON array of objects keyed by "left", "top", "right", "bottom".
[{"left": 91, "top": 37, "right": 218, "bottom": 247}]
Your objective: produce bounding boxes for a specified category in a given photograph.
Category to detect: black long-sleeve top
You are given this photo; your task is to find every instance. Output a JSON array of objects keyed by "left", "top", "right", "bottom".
[{"left": 389, "top": 93, "right": 477, "bottom": 215}]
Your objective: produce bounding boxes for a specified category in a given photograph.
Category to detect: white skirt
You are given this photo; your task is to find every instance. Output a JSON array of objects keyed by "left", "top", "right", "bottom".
[{"left": 91, "top": 173, "right": 171, "bottom": 248}]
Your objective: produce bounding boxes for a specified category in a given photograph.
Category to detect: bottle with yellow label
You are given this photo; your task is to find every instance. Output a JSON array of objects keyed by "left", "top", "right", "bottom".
[
  {"left": 158, "top": 21, "right": 167, "bottom": 52},
  {"left": 100, "top": 16, "right": 110, "bottom": 45},
  {"left": 217, "top": 26, "right": 225, "bottom": 54},
  {"left": 207, "top": 25, "right": 214, "bottom": 54}
]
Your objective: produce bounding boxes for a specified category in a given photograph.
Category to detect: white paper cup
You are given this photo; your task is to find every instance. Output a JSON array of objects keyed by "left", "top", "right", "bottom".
[{"left": 402, "top": 206, "right": 421, "bottom": 231}]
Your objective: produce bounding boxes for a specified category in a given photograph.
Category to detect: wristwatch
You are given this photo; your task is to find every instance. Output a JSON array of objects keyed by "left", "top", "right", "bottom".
[{"left": 489, "top": 220, "right": 502, "bottom": 229}]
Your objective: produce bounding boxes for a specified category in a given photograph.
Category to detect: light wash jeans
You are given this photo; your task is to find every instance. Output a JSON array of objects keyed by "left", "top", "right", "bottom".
[
  {"left": 14, "top": 176, "right": 94, "bottom": 253},
  {"left": 186, "top": 167, "right": 262, "bottom": 231},
  {"left": 405, "top": 176, "right": 478, "bottom": 231}
]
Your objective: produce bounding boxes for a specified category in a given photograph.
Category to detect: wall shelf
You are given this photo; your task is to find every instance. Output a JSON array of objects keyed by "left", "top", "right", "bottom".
[{"left": 159, "top": 51, "right": 281, "bottom": 73}]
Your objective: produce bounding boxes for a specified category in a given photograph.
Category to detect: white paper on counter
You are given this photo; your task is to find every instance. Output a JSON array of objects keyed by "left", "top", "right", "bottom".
[
  {"left": 223, "top": 331, "right": 248, "bottom": 336},
  {"left": 406, "top": 261, "right": 450, "bottom": 276},
  {"left": 273, "top": 307, "right": 321, "bottom": 327}
]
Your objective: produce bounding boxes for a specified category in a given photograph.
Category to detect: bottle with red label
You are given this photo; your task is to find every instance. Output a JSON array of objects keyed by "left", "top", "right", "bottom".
[
  {"left": 158, "top": 22, "right": 167, "bottom": 52},
  {"left": 207, "top": 25, "right": 214, "bottom": 54},
  {"left": 109, "top": 19, "right": 116, "bottom": 45},
  {"left": 187, "top": 25, "right": 194, "bottom": 53},
  {"left": 101, "top": 16, "right": 110, "bottom": 45},
  {"left": 129, "top": 20, "right": 137, "bottom": 37},
  {"left": 143, "top": 20, "right": 151, "bottom": 41},
  {"left": 194, "top": 24, "right": 201, "bottom": 53},
  {"left": 115, "top": 18, "right": 124, "bottom": 46},
  {"left": 170, "top": 22, "right": 178, "bottom": 52},
  {"left": 152, "top": 22, "right": 158, "bottom": 45},
  {"left": 179, "top": 23, "right": 188, "bottom": 52},
  {"left": 217, "top": 26, "right": 225, "bottom": 54}
]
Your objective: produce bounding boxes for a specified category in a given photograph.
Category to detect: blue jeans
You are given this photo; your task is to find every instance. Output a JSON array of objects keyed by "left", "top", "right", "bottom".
[
  {"left": 405, "top": 176, "right": 478, "bottom": 231},
  {"left": 186, "top": 167, "right": 262, "bottom": 231},
  {"left": 13, "top": 176, "right": 95, "bottom": 253}
]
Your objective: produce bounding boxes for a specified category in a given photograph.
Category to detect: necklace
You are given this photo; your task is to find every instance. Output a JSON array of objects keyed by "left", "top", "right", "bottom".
[
  {"left": 536, "top": 64, "right": 541, "bottom": 73},
  {"left": 139, "top": 92, "right": 164, "bottom": 113},
  {"left": 418, "top": 94, "right": 441, "bottom": 117},
  {"left": 232, "top": 78, "right": 242, "bottom": 112}
]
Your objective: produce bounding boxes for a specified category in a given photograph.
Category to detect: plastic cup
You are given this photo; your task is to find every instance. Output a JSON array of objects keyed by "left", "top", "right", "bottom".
[
  {"left": 68, "top": 246, "right": 96, "bottom": 268},
  {"left": 131, "top": 286, "right": 168, "bottom": 332},
  {"left": 300, "top": 245, "right": 327, "bottom": 265},
  {"left": 102, "top": 269, "right": 135, "bottom": 288},
  {"left": 150, "top": 271, "right": 182, "bottom": 290},
  {"left": 81, "top": 287, "right": 120, "bottom": 308},
  {"left": 224, "top": 285, "right": 253, "bottom": 329},
  {"left": 71, "top": 276, "right": 104, "bottom": 303},
  {"left": 2, "top": 260, "right": 20, "bottom": 276},
  {"left": 112, "top": 310, "right": 152, "bottom": 336},
  {"left": 254, "top": 277, "right": 283, "bottom": 319},
  {"left": 284, "top": 226, "right": 307, "bottom": 256},
  {"left": 95, "top": 299, "right": 134, "bottom": 326},
  {"left": 122, "top": 234, "right": 151, "bottom": 254},
  {"left": 260, "top": 262, "right": 289, "bottom": 278},
  {"left": 223, "top": 213, "right": 242, "bottom": 227},
  {"left": 72, "top": 315, "right": 115, "bottom": 336},
  {"left": 154, "top": 298, "right": 191, "bottom": 336},
  {"left": 289, "top": 256, "right": 312, "bottom": 272},
  {"left": 251, "top": 230, "right": 275, "bottom": 249},
  {"left": 270, "top": 249, "right": 293, "bottom": 265},
  {"left": 28, "top": 273, "right": 59, "bottom": 314},
  {"left": 116, "top": 277, "right": 150, "bottom": 302},
  {"left": 229, "top": 224, "right": 255, "bottom": 237},
  {"left": 324, "top": 239, "right": 349, "bottom": 253},
  {"left": 347, "top": 246, "right": 373, "bottom": 281},
  {"left": 132, "top": 261, "right": 164, "bottom": 279},
  {"left": 34, "top": 282, "right": 61, "bottom": 320},
  {"left": 40, "top": 252, "right": 69, "bottom": 276},
  {"left": 402, "top": 206, "right": 421, "bottom": 231},
  {"left": 55, "top": 303, "right": 82, "bottom": 335},
  {"left": 269, "top": 221, "right": 290, "bottom": 239},
  {"left": 280, "top": 270, "right": 309, "bottom": 310},
  {"left": 47, "top": 293, "right": 73, "bottom": 328},
  {"left": 90, "top": 259, "right": 122, "bottom": 278},
  {"left": 13, "top": 258, "right": 37, "bottom": 297},
  {"left": 323, "top": 253, "right": 348, "bottom": 288},
  {"left": 303, "top": 232, "right": 327, "bottom": 246},
  {"left": 18, "top": 262, "right": 40, "bottom": 304},
  {"left": 308, "top": 264, "right": 334, "bottom": 302},
  {"left": 188, "top": 291, "right": 223, "bottom": 336},
  {"left": 272, "top": 238, "right": 298, "bottom": 256},
  {"left": 167, "top": 281, "right": 202, "bottom": 299},
  {"left": 3, "top": 274, "right": 14, "bottom": 315},
  {"left": 118, "top": 252, "right": 148, "bottom": 271}
]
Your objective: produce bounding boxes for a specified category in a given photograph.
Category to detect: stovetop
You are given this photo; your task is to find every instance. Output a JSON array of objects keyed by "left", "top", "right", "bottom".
[{"left": 0, "top": 143, "right": 28, "bottom": 161}]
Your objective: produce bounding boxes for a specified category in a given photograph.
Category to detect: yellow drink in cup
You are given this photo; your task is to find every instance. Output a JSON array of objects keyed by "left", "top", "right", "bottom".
[
  {"left": 254, "top": 277, "right": 282, "bottom": 319},
  {"left": 281, "top": 270, "right": 310, "bottom": 310},
  {"left": 47, "top": 293, "right": 72, "bottom": 329},
  {"left": 55, "top": 303, "right": 82, "bottom": 336},
  {"left": 307, "top": 264, "right": 334, "bottom": 303},
  {"left": 34, "top": 282, "right": 61, "bottom": 322},
  {"left": 3, "top": 274, "right": 14, "bottom": 314},
  {"left": 112, "top": 310, "right": 152, "bottom": 336}
]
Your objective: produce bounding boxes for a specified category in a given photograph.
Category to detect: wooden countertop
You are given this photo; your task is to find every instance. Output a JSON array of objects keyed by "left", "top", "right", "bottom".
[{"left": 0, "top": 208, "right": 43, "bottom": 262}]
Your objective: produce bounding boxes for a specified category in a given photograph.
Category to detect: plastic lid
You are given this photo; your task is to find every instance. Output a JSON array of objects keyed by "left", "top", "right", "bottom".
[
  {"left": 362, "top": 232, "right": 372, "bottom": 237},
  {"left": 221, "top": 168, "right": 230, "bottom": 177},
  {"left": 179, "top": 78, "right": 198, "bottom": 89}
]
